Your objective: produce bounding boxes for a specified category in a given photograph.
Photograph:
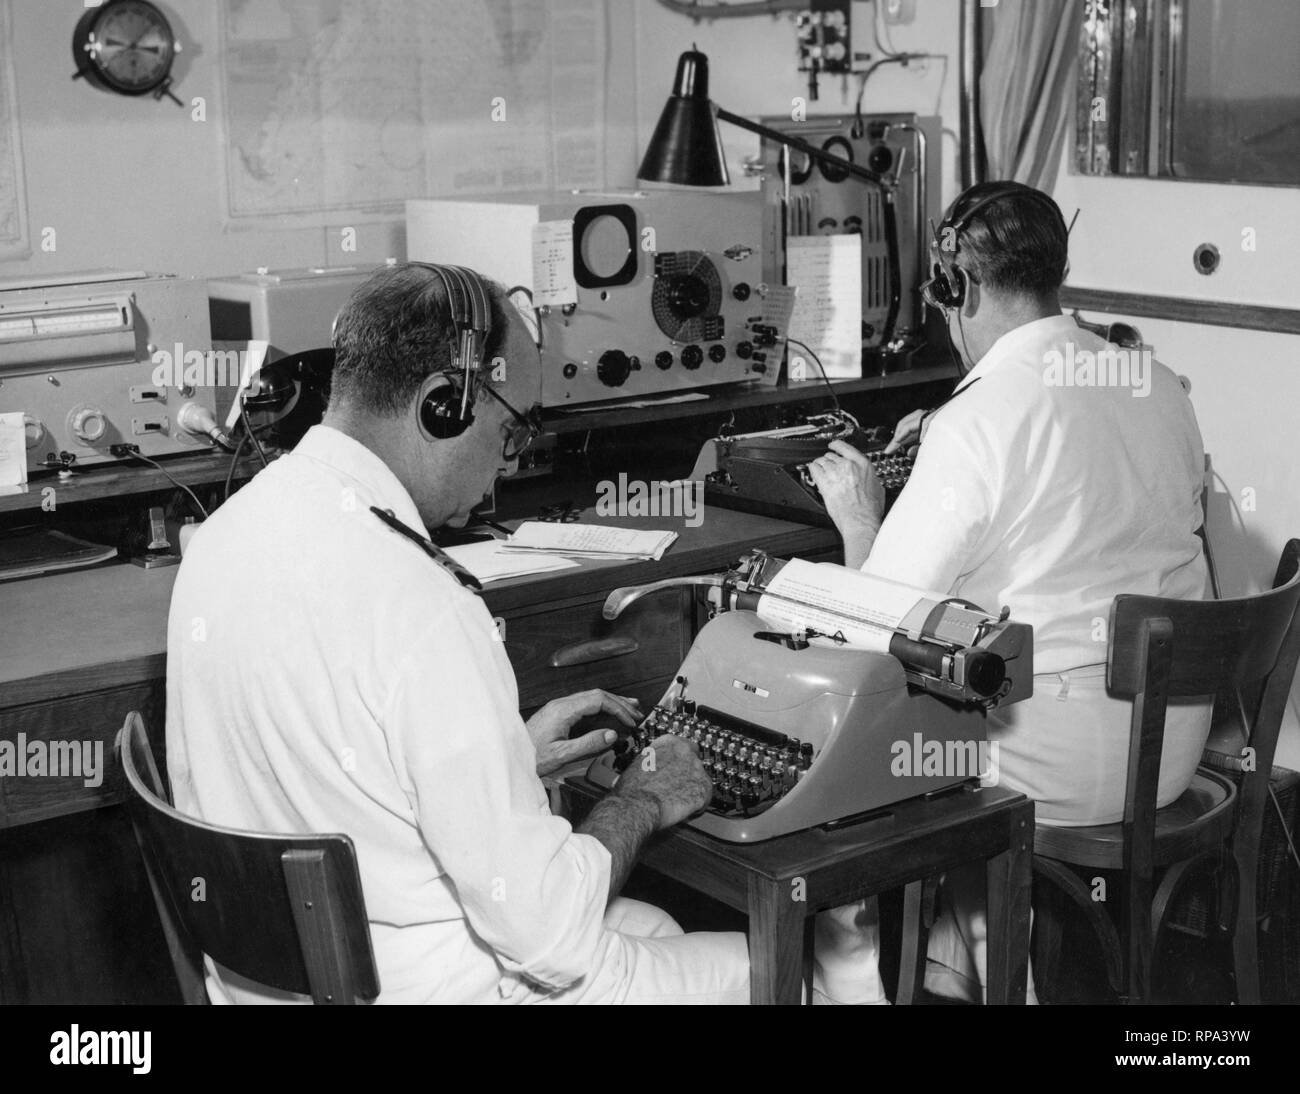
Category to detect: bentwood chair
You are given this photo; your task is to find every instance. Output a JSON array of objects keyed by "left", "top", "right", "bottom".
[
  {"left": 1032, "top": 539, "right": 1300, "bottom": 1003},
  {"left": 1200, "top": 540, "right": 1300, "bottom": 1003},
  {"left": 117, "top": 713, "right": 379, "bottom": 1004}
]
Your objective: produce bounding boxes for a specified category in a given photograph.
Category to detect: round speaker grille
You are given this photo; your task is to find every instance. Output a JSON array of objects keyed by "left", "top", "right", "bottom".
[{"left": 651, "top": 251, "right": 724, "bottom": 342}]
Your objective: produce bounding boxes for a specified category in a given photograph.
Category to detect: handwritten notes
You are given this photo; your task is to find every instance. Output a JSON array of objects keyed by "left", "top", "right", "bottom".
[
  {"left": 531, "top": 220, "right": 578, "bottom": 307},
  {"left": 786, "top": 235, "right": 862, "bottom": 379}
]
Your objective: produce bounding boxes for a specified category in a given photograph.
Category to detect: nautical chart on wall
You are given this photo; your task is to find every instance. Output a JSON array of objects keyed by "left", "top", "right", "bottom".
[
  {"left": 0, "top": 1, "right": 30, "bottom": 259},
  {"left": 219, "top": 0, "right": 607, "bottom": 221}
]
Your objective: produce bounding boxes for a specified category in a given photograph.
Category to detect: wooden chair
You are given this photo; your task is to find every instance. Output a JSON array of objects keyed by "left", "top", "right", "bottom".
[
  {"left": 116, "top": 713, "right": 380, "bottom": 1004},
  {"left": 1033, "top": 539, "right": 1300, "bottom": 1003},
  {"left": 1203, "top": 539, "right": 1300, "bottom": 1003}
]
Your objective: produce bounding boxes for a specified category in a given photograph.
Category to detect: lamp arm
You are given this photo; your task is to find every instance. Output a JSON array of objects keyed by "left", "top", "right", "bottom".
[{"left": 715, "top": 107, "right": 896, "bottom": 192}]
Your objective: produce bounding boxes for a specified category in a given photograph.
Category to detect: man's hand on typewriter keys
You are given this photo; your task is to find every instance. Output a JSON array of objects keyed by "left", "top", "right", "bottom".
[
  {"left": 807, "top": 440, "right": 886, "bottom": 527},
  {"left": 614, "top": 734, "right": 713, "bottom": 829}
]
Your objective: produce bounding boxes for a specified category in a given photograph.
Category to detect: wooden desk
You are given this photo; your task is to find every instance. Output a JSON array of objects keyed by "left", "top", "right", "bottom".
[
  {"left": 563, "top": 778, "right": 1034, "bottom": 1005},
  {"left": 0, "top": 506, "right": 838, "bottom": 1002}
]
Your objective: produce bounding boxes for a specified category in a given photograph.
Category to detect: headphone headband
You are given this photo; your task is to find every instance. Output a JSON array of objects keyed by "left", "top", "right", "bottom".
[
  {"left": 944, "top": 181, "right": 1068, "bottom": 240},
  {"left": 404, "top": 262, "right": 496, "bottom": 440}
]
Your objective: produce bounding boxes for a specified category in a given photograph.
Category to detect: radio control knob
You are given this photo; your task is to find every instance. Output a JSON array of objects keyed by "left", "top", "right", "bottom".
[
  {"left": 708, "top": 344, "right": 727, "bottom": 364},
  {"left": 70, "top": 406, "right": 108, "bottom": 444},
  {"left": 681, "top": 344, "right": 703, "bottom": 370},
  {"left": 655, "top": 351, "right": 673, "bottom": 370},
  {"left": 735, "top": 341, "right": 753, "bottom": 360},
  {"left": 22, "top": 415, "right": 45, "bottom": 449},
  {"left": 596, "top": 350, "right": 633, "bottom": 387}
]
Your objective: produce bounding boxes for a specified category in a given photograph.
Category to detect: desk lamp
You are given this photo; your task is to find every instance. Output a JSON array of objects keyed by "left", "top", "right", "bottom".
[{"left": 638, "top": 49, "right": 904, "bottom": 355}]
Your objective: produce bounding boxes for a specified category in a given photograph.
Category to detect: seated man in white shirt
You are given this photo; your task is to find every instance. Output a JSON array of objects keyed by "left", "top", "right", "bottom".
[
  {"left": 807, "top": 181, "right": 1212, "bottom": 1002},
  {"left": 165, "top": 262, "right": 749, "bottom": 1003}
]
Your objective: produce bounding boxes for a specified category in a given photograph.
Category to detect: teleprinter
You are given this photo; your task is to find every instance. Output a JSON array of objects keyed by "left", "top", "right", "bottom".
[
  {"left": 584, "top": 550, "right": 1032, "bottom": 842},
  {"left": 689, "top": 409, "right": 914, "bottom": 528}
]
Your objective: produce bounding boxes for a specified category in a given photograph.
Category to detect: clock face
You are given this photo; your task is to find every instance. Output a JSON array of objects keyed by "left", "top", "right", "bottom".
[{"left": 86, "top": 1, "right": 176, "bottom": 93}]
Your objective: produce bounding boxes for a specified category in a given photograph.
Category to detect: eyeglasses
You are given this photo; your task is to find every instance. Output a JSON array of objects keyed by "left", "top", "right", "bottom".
[
  {"left": 479, "top": 383, "right": 543, "bottom": 462},
  {"left": 537, "top": 501, "right": 580, "bottom": 523}
]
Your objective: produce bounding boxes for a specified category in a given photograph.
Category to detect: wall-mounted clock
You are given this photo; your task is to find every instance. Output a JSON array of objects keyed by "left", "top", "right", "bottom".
[{"left": 72, "top": 0, "right": 183, "bottom": 106}]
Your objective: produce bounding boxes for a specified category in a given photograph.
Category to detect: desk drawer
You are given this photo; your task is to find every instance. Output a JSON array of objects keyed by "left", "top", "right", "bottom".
[
  {"left": 504, "top": 592, "right": 690, "bottom": 709},
  {"left": 0, "top": 683, "right": 164, "bottom": 828}
]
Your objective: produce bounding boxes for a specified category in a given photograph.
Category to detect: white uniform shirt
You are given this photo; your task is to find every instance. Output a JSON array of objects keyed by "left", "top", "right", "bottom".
[
  {"left": 866, "top": 314, "right": 1207, "bottom": 672},
  {"left": 863, "top": 314, "right": 1211, "bottom": 824},
  {"left": 165, "top": 425, "right": 612, "bottom": 1002}
]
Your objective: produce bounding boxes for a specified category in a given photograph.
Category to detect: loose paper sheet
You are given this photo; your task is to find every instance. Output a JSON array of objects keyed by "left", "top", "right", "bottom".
[
  {"left": 531, "top": 220, "right": 578, "bottom": 308},
  {"left": 755, "top": 558, "right": 941, "bottom": 653},
  {"left": 786, "top": 235, "right": 862, "bottom": 379},
  {"left": 0, "top": 411, "right": 27, "bottom": 492}
]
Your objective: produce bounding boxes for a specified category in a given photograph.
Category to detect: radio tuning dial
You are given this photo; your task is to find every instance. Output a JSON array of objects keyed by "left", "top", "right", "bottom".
[
  {"left": 596, "top": 350, "right": 633, "bottom": 387},
  {"left": 70, "top": 406, "right": 108, "bottom": 444}
]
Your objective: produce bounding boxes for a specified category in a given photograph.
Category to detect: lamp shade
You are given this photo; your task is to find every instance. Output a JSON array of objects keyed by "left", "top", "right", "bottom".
[{"left": 637, "top": 50, "right": 730, "bottom": 187}]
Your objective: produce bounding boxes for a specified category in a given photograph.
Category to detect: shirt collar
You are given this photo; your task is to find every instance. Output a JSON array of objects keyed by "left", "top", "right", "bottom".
[
  {"left": 954, "top": 313, "right": 1078, "bottom": 391},
  {"left": 292, "top": 424, "right": 427, "bottom": 533}
]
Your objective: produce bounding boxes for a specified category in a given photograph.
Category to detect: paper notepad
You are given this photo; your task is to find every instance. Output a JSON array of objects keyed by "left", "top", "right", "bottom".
[
  {"left": 500, "top": 522, "right": 678, "bottom": 561},
  {"left": 443, "top": 540, "right": 579, "bottom": 583}
]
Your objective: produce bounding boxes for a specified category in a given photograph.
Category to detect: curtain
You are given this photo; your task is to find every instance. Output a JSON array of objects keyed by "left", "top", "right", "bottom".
[{"left": 980, "top": 0, "right": 1079, "bottom": 192}]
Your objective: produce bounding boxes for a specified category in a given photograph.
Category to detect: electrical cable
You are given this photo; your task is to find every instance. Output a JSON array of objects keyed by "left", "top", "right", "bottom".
[
  {"left": 224, "top": 432, "right": 249, "bottom": 502},
  {"left": 240, "top": 398, "right": 270, "bottom": 469},
  {"left": 120, "top": 450, "right": 210, "bottom": 520},
  {"left": 785, "top": 337, "right": 842, "bottom": 414}
]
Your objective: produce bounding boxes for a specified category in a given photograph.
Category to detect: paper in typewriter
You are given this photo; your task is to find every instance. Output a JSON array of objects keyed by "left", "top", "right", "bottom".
[{"left": 755, "top": 559, "right": 946, "bottom": 652}]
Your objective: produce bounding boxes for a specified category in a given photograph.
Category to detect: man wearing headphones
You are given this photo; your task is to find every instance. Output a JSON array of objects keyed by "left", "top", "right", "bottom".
[
  {"left": 166, "top": 263, "right": 749, "bottom": 1003},
  {"left": 807, "top": 181, "right": 1211, "bottom": 1002}
]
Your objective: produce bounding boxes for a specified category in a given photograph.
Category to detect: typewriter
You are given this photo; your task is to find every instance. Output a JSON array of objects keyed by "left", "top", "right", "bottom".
[
  {"left": 690, "top": 410, "right": 914, "bottom": 527},
  {"left": 583, "top": 551, "right": 1033, "bottom": 842}
]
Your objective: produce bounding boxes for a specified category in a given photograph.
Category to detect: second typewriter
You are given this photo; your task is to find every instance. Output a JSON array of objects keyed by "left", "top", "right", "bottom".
[{"left": 689, "top": 410, "right": 914, "bottom": 528}]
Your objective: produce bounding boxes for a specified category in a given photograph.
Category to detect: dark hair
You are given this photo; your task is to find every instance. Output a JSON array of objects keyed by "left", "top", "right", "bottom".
[
  {"left": 949, "top": 182, "right": 1069, "bottom": 297},
  {"left": 329, "top": 263, "right": 511, "bottom": 416}
]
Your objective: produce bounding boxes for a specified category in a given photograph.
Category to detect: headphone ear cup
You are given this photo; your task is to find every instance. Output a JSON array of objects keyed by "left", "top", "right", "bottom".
[
  {"left": 932, "top": 261, "right": 963, "bottom": 309},
  {"left": 419, "top": 377, "right": 474, "bottom": 440}
]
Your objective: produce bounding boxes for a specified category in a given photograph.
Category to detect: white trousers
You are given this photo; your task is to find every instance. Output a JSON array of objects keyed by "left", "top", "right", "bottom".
[{"left": 520, "top": 898, "right": 751, "bottom": 1004}]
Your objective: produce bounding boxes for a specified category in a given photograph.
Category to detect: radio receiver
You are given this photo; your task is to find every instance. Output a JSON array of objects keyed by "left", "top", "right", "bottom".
[
  {"left": 758, "top": 114, "right": 940, "bottom": 359},
  {"left": 407, "top": 191, "right": 779, "bottom": 407}
]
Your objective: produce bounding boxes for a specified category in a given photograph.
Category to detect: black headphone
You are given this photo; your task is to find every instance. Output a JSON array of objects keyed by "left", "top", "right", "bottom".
[
  {"left": 926, "top": 181, "right": 1069, "bottom": 310},
  {"left": 406, "top": 262, "right": 493, "bottom": 440}
]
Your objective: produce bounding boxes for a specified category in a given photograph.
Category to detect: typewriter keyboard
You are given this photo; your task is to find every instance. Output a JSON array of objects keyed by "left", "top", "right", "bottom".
[
  {"left": 798, "top": 448, "right": 913, "bottom": 497},
  {"left": 865, "top": 448, "right": 914, "bottom": 491},
  {"left": 614, "top": 703, "right": 813, "bottom": 815}
]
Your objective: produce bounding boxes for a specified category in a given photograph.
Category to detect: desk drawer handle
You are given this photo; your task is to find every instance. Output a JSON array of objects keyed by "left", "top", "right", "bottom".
[{"left": 549, "top": 637, "right": 639, "bottom": 668}]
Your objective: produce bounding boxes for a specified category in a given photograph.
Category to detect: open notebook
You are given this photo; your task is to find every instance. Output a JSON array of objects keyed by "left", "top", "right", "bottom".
[{"left": 499, "top": 521, "right": 677, "bottom": 562}]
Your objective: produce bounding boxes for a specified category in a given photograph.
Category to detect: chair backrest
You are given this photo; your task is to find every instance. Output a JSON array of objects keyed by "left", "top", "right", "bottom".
[
  {"left": 1106, "top": 539, "right": 1300, "bottom": 876},
  {"left": 117, "top": 713, "right": 380, "bottom": 1004}
]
